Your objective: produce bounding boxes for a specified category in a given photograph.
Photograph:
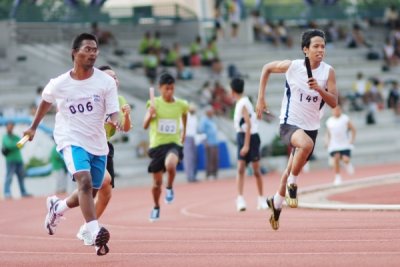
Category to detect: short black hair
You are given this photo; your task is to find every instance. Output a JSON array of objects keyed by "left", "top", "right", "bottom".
[
  {"left": 301, "top": 29, "right": 325, "bottom": 50},
  {"left": 71, "top": 33, "right": 98, "bottom": 61},
  {"left": 98, "top": 65, "right": 112, "bottom": 71},
  {"left": 159, "top": 72, "right": 175, "bottom": 85},
  {"left": 230, "top": 77, "right": 244, "bottom": 94}
]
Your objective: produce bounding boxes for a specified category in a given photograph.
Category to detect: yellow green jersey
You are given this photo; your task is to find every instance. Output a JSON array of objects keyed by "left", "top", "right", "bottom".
[{"left": 147, "top": 96, "right": 189, "bottom": 148}]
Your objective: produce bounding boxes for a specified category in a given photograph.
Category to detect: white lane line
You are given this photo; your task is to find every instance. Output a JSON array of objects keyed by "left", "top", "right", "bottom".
[
  {"left": 2, "top": 231, "right": 399, "bottom": 243},
  {"left": 1, "top": 251, "right": 400, "bottom": 256}
]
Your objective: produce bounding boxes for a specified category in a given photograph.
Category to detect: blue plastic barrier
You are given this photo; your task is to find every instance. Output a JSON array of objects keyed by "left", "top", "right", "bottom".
[{"left": 178, "top": 141, "right": 231, "bottom": 171}]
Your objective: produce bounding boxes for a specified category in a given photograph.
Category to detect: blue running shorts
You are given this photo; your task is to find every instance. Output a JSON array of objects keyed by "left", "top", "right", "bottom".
[{"left": 61, "top": 145, "right": 107, "bottom": 189}]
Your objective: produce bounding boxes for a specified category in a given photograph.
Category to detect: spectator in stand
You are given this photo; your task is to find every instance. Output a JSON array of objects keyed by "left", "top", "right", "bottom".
[
  {"left": 227, "top": 0, "right": 242, "bottom": 40},
  {"left": 364, "top": 77, "right": 384, "bottom": 124},
  {"left": 383, "top": 36, "right": 399, "bottom": 70},
  {"left": 276, "top": 20, "right": 293, "bottom": 48},
  {"left": 139, "top": 31, "right": 152, "bottom": 55},
  {"left": 349, "top": 72, "right": 370, "bottom": 111},
  {"left": 143, "top": 47, "right": 159, "bottom": 85},
  {"left": 251, "top": 10, "right": 265, "bottom": 42},
  {"left": 214, "top": 2, "right": 225, "bottom": 40},
  {"left": 387, "top": 80, "right": 400, "bottom": 115},
  {"left": 346, "top": 23, "right": 371, "bottom": 48},
  {"left": 383, "top": 5, "right": 399, "bottom": 30},
  {"left": 202, "top": 40, "right": 217, "bottom": 66},
  {"left": 91, "top": 22, "right": 117, "bottom": 47},
  {"left": 189, "top": 35, "right": 203, "bottom": 67},
  {"left": 152, "top": 31, "right": 163, "bottom": 56}
]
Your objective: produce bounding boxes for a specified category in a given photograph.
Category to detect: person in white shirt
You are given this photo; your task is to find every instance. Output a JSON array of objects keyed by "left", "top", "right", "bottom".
[
  {"left": 325, "top": 105, "right": 356, "bottom": 185},
  {"left": 231, "top": 78, "right": 267, "bottom": 212},
  {"left": 23, "top": 33, "right": 120, "bottom": 256},
  {"left": 183, "top": 103, "right": 198, "bottom": 183},
  {"left": 256, "top": 29, "right": 338, "bottom": 230}
]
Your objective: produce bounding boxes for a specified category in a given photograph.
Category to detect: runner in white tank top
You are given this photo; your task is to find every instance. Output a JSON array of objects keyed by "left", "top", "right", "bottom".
[
  {"left": 325, "top": 105, "right": 356, "bottom": 185},
  {"left": 255, "top": 29, "right": 339, "bottom": 230},
  {"left": 231, "top": 78, "right": 267, "bottom": 212}
]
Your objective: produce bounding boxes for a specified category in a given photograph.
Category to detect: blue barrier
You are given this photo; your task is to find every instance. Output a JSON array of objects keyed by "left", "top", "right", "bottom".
[
  {"left": 178, "top": 141, "right": 231, "bottom": 171},
  {"left": 0, "top": 116, "right": 53, "bottom": 136}
]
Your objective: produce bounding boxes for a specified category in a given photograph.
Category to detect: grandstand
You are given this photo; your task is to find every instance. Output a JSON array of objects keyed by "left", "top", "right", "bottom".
[{"left": 1, "top": 1, "right": 399, "bottom": 195}]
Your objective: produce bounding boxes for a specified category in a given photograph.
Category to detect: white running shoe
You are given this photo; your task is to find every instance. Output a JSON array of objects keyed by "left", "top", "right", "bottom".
[
  {"left": 44, "top": 195, "right": 63, "bottom": 235},
  {"left": 334, "top": 175, "right": 343, "bottom": 186},
  {"left": 76, "top": 224, "right": 94, "bottom": 246},
  {"left": 257, "top": 196, "right": 268, "bottom": 210},
  {"left": 236, "top": 196, "right": 246, "bottom": 212}
]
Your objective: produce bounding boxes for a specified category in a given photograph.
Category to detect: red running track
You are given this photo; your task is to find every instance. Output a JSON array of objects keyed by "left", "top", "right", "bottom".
[{"left": 0, "top": 162, "right": 399, "bottom": 267}]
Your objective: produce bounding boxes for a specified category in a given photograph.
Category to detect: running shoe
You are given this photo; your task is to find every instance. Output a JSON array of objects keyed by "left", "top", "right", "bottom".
[
  {"left": 44, "top": 195, "right": 63, "bottom": 235},
  {"left": 333, "top": 176, "right": 343, "bottom": 186},
  {"left": 236, "top": 196, "right": 246, "bottom": 212},
  {"left": 267, "top": 197, "right": 281, "bottom": 231},
  {"left": 94, "top": 227, "right": 110, "bottom": 256},
  {"left": 149, "top": 207, "right": 160, "bottom": 222},
  {"left": 285, "top": 183, "right": 298, "bottom": 208},
  {"left": 257, "top": 196, "right": 268, "bottom": 210},
  {"left": 77, "top": 224, "right": 94, "bottom": 246},
  {"left": 164, "top": 188, "right": 174, "bottom": 204}
]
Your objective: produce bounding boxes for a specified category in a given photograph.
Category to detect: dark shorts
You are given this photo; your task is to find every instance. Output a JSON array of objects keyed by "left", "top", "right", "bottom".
[
  {"left": 280, "top": 124, "right": 318, "bottom": 161},
  {"left": 148, "top": 143, "right": 183, "bottom": 173},
  {"left": 329, "top": 149, "right": 351, "bottom": 158},
  {"left": 236, "top": 132, "right": 261, "bottom": 165},
  {"left": 106, "top": 142, "right": 115, "bottom": 188}
]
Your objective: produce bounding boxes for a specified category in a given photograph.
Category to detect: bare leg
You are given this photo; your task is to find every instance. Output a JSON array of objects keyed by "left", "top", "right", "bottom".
[
  {"left": 236, "top": 160, "right": 246, "bottom": 196},
  {"left": 333, "top": 153, "right": 341, "bottom": 175},
  {"left": 152, "top": 171, "right": 163, "bottom": 208},
  {"left": 289, "top": 130, "right": 314, "bottom": 177},
  {"left": 165, "top": 153, "right": 179, "bottom": 188},
  {"left": 251, "top": 160, "right": 263, "bottom": 196},
  {"left": 278, "top": 153, "right": 294, "bottom": 197},
  {"left": 68, "top": 171, "right": 97, "bottom": 223},
  {"left": 94, "top": 171, "right": 112, "bottom": 219}
]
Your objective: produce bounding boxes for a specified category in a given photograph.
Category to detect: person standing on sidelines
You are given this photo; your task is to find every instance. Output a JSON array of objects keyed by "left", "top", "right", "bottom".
[
  {"left": 325, "top": 105, "right": 356, "bottom": 185},
  {"left": 23, "top": 33, "right": 120, "bottom": 255},
  {"left": 256, "top": 29, "right": 338, "bottom": 230},
  {"left": 183, "top": 103, "right": 199, "bottom": 183},
  {"left": 76, "top": 65, "right": 132, "bottom": 245},
  {"left": 230, "top": 78, "right": 267, "bottom": 212},
  {"left": 143, "top": 73, "right": 188, "bottom": 222},
  {"left": 2, "top": 121, "right": 32, "bottom": 199}
]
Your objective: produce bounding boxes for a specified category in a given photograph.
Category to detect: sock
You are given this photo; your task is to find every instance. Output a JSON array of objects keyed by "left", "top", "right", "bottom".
[
  {"left": 335, "top": 174, "right": 342, "bottom": 180},
  {"left": 55, "top": 199, "right": 69, "bottom": 214},
  {"left": 287, "top": 174, "right": 297, "bottom": 185},
  {"left": 85, "top": 220, "right": 100, "bottom": 237},
  {"left": 273, "top": 193, "right": 285, "bottom": 209}
]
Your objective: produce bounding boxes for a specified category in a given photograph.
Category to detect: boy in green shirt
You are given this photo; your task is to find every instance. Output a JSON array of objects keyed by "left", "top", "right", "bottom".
[{"left": 143, "top": 73, "right": 188, "bottom": 222}]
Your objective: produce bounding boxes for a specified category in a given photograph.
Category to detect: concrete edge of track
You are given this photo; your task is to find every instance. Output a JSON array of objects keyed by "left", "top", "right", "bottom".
[{"left": 297, "top": 172, "right": 400, "bottom": 211}]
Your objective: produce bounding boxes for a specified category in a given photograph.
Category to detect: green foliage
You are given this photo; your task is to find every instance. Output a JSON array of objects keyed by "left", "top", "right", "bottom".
[
  {"left": 25, "top": 156, "right": 48, "bottom": 169},
  {"left": 270, "top": 134, "right": 288, "bottom": 157}
]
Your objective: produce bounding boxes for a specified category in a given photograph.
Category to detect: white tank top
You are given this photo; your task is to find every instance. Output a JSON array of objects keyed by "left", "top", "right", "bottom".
[
  {"left": 326, "top": 114, "right": 352, "bottom": 152},
  {"left": 279, "top": 59, "right": 331, "bottom": 130},
  {"left": 234, "top": 96, "right": 259, "bottom": 133}
]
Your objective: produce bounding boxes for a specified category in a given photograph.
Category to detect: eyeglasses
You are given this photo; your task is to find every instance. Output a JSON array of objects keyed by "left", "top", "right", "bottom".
[{"left": 79, "top": 46, "right": 99, "bottom": 54}]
